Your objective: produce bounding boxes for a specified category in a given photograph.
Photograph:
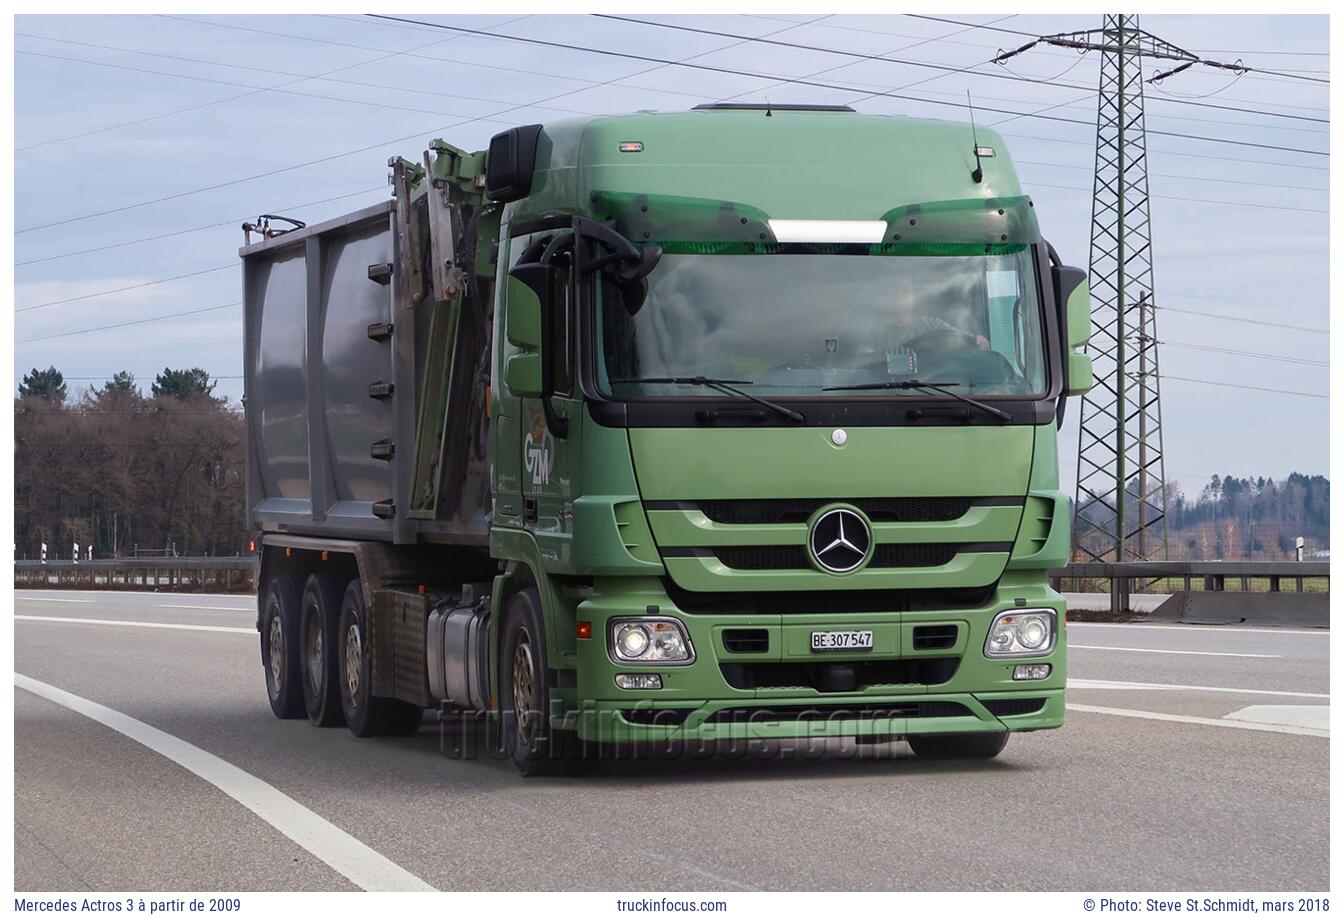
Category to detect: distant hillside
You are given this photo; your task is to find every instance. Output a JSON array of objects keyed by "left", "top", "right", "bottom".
[{"left": 1078, "top": 473, "right": 1329, "bottom": 561}]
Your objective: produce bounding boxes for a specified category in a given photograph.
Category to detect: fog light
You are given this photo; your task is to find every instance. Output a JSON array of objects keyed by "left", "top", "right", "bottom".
[
  {"left": 615, "top": 673, "right": 663, "bottom": 690},
  {"left": 1013, "top": 664, "right": 1052, "bottom": 680}
]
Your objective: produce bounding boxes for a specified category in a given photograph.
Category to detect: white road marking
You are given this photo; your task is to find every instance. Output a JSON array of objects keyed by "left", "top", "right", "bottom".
[
  {"left": 1225, "top": 705, "right": 1330, "bottom": 732},
  {"left": 1069, "top": 644, "right": 1278, "bottom": 659},
  {"left": 1070, "top": 677, "right": 1328, "bottom": 699},
  {"left": 13, "top": 596, "right": 94, "bottom": 604},
  {"left": 15, "top": 674, "right": 435, "bottom": 892},
  {"left": 156, "top": 604, "right": 253, "bottom": 611},
  {"left": 1068, "top": 621, "right": 1327, "bottom": 637},
  {"left": 16, "top": 615, "right": 253, "bottom": 636},
  {"left": 1067, "top": 703, "right": 1328, "bottom": 738}
]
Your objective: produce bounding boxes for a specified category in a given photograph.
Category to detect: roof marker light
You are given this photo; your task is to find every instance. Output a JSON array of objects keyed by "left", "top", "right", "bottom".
[
  {"left": 767, "top": 219, "right": 887, "bottom": 244},
  {"left": 618, "top": 142, "right": 644, "bottom": 153}
]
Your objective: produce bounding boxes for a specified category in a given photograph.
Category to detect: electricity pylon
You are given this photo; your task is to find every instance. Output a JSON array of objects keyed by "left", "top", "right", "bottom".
[{"left": 995, "top": 15, "right": 1245, "bottom": 563}]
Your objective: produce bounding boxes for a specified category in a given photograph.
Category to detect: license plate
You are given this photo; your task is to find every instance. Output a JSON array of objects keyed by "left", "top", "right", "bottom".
[{"left": 810, "top": 630, "right": 874, "bottom": 652}]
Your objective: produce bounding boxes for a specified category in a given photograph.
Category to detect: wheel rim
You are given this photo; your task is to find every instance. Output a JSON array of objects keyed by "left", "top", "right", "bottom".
[
  {"left": 344, "top": 622, "right": 362, "bottom": 705},
  {"left": 511, "top": 627, "right": 536, "bottom": 748},
  {"left": 267, "top": 614, "right": 284, "bottom": 694},
  {"left": 304, "top": 607, "right": 323, "bottom": 695}
]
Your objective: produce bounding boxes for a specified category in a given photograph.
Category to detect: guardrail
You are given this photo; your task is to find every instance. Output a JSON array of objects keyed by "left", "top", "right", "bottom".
[
  {"left": 1051, "top": 561, "right": 1330, "bottom": 613},
  {"left": 13, "top": 557, "right": 1329, "bottom": 610},
  {"left": 14, "top": 557, "right": 256, "bottom": 593}
]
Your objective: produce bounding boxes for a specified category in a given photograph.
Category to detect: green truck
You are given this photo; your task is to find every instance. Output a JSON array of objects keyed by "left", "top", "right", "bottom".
[{"left": 241, "top": 103, "right": 1093, "bottom": 776}]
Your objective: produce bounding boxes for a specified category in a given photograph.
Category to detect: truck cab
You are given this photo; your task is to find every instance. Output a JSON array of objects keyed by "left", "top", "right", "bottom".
[{"left": 486, "top": 105, "right": 1092, "bottom": 769}]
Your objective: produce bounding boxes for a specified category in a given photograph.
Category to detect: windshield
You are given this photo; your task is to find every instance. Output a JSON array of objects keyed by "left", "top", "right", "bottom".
[{"left": 597, "top": 245, "right": 1047, "bottom": 399}]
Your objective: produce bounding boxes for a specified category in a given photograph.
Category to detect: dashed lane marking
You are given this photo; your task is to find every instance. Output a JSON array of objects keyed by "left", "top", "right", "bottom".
[
  {"left": 1069, "top": 644, "right": 1278, "bottom": 659},
  {"left": 1067, "top": 703, "right": 1328, "bottom": 738},
  {"left": 16, "top": 615, "right": 253, "bottom": 635}
]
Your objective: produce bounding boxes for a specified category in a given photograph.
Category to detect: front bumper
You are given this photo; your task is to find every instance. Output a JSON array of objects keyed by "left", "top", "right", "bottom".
[{"left": 571, "top": 579, "right": 1066, "bottom": 743}]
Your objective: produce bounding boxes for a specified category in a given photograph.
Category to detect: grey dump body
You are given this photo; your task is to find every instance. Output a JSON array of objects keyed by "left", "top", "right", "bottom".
[{"left": 241, "top": 194, "right": 490, "bottom": 547}]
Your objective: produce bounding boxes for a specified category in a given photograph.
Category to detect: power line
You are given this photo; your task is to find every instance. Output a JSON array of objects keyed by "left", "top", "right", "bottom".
[
  {"left": 15, "top": 50, "right": 540, "bottom": 131},
  {"left": 18, "top": 15, "right": 817, "bottom": 236},
  {"left": 16, "top": 186, "right": 386, "bottom": 266},
  {"left": 13, "top": 19, "right": 609, "bottom": 152},
  {"left": 1026, "top": 180, "right": 1328, "bottom": 214},
  {"left": 1161, "top": 288, "right": 1328, "bottom": 315},
  {"left": 1000, "top": 129, "right": 1328, "bottom": 171},
  {"left": 161, "top": 14, "right": 710, "bottom": 104},
  {"left": 1159, "top": 375, "right": 1327, "bottom": 400},
  {"left": 18, "top": 16, "right": 1331, "bottom": 237},
  {"left": 16, "top": 266, "right": 235, "bottom": 313},
  {"left": 57, "top": 13, "right": 1319, "bottom": 141},
  {"left": 599, "top": 12, "right": 1329, "bottom": 90},
  {"left": 904, "top": 14, "right": 1331, "bottom": 85},
  {"left": 1157, "top": 339, "right": 1328, "bottom": 367},
  {"left": 19, "top": 303, "right": 240, "bottom": 343},
  {"left": 1191, "top": 47, "right": 1330, "bottom": 57},
  {"left": 362, "top": 14, "right": 1327, "bottom": 157},
  {"left": 1014, "top": 158, "right": 1327, "bottom": 194},
  {"left": 1157, "top": 306, "right": 1327, "bottom": 334}
]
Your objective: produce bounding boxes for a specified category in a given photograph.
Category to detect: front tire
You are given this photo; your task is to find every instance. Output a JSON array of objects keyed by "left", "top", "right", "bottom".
[
  {"left": 499, "top": 587, "right": 594, "bottom": 777},
  {"left": 300, "top": 573, "right": 347, "bottom": 727},
  {"left": 337, "top": 580, "right": 422, "bottom": 737},
  {"left": 907, "top": 731, "right": 1009, "bottom": 760},
  {"left": 260, "top": 576, "right": 304, "bottom": 719}
]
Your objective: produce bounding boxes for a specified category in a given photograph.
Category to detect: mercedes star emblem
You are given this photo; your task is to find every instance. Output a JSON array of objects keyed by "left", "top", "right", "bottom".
[{"left": 809, "top": 507, "right": 872, "bottom": 574}]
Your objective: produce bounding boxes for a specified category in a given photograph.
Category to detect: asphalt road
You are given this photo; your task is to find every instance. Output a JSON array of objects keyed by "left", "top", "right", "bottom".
[{"left": 13, "top": 590, "right": 1329, "bottom": 891}]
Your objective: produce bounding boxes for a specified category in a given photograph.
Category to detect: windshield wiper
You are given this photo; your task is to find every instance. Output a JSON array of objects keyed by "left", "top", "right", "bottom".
[
  {"left": 612, "top": 376, "right": 804, "bottom": 423},
  {"left": 822, "top": 379, "right": 1011, "bottom": 423}
]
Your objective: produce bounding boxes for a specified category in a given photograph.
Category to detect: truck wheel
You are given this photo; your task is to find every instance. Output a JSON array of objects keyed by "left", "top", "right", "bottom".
[
  {"left": 337, "top": 580, "right": 423, "bottom": 737},
  {"left": 499, "top": 587, "right": 595, "bottom": 777},
  {"left": 907, "top": 731, "right": 1009, "bottom": 760},
  {"left": 260, "top": 575, "right": 304, "bottom": 719},
  {"left": 300, "top": 573, "right": 347, "bottom": 727}
]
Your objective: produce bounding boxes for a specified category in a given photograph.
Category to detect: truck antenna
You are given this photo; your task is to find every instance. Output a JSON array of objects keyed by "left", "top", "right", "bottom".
[{"left": 967, "top": 91, "right": 984, "bottom": 184}]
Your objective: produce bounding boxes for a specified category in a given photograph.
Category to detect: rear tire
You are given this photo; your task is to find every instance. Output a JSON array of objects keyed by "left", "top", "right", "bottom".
[
  {"left": 260, "top": 575, "right": 304, "bottom": 719},
  {"left": 907, "top": 731, "right": 1009, "bottom": 760},
  {"left": 300, "top": 573, "right": 347, "bottom": 727},
  {"left": 499, "top": 587, "right": 596, "bottom": 777},
  {"left": 337, "top": 580, "right": 423, "bottom": 737}
]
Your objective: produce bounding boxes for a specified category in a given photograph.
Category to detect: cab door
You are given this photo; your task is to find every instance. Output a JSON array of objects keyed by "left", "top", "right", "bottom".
[{"left": 515, "top": 240, "right": 580, "bottom": 566}]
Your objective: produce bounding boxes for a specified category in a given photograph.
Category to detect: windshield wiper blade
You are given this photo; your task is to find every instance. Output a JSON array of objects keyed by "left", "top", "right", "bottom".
[
  {"left": 614, "top": 375, "right": 804, "bottom": 423},
  {"left": 822, "top": 378, "right": 1011, "bottom": 423}
]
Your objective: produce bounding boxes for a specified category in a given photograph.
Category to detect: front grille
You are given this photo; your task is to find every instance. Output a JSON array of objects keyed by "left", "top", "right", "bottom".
[
  {"left": 720, "top": 656, "right": 960, "bottom": 691},
  {"left": 709, "top": 543, "right": 961, "bottom": 571},
  {"left": 870, "top": 543, "right": 958, "bottom": 568},
  {"left": 706, "top": 700, "right": 971, "bottom": 723},
  {"left": 694, "top": 496, "right": 983, "bottom": 525},
  {"left": 714, "top": 546, "right": 810, "bottom": 570},
  {"left": 663, "top": 580, "right": 997, "bottom": 615},
  {"left": 983, "top": 697, "right": 1047, "bottom": 717}
]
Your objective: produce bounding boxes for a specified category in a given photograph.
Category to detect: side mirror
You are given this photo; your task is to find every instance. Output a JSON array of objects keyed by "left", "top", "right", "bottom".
[
  {"left": 1053, "top": 264, "right": 1094, "bottom": 397},
  {"left": 616, "top": 244, "right": 662, "bottom": 316},
  {"left": 504, "top": 263, "right": 548, "bottom": 398}
]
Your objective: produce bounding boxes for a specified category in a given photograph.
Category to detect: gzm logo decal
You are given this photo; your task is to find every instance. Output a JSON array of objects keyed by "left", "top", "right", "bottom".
[{"left": 524, "top": 409, "right": 553, "bottom": 489}]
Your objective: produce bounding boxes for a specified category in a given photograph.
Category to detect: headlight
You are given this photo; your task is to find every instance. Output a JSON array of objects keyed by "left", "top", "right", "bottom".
[
  {"left": 608, "top": 617, "right": 694, "bottom": 664},
  {"left": 983, "top": 609, "right": 1057, "bottom": 658}
]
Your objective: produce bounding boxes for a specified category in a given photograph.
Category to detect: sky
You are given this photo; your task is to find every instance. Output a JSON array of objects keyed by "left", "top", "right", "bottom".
[{"left": 11, "top": 12, "right": 1331, "bottom": 500}]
